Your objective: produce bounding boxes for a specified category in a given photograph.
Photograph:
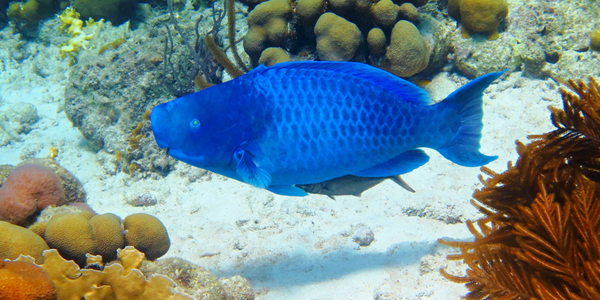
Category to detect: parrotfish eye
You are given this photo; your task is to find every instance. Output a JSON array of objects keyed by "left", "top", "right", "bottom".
[{"left": 190, "top": 119, "right": 201, "bottom": 129}]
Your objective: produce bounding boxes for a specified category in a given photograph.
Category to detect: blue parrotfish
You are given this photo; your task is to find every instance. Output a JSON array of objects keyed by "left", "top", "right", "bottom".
[{"left": 151, "top": 61, "right": 502, "bottom": 197}]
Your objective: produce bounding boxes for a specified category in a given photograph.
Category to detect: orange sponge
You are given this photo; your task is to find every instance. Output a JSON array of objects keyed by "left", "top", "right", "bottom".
[
  {"left": 0, "top": 259, "right": 57, "bottom": 300},
  {"left": 0, "top": 164, "right": 65, "bottom": 225}
]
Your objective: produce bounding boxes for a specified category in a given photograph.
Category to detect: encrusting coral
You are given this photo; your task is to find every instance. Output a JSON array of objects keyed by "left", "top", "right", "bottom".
[
  {"left": 439, "top": 77, "right": 600, "bottom": 299},
  {"left": 0, "top": 256, "right": 57, "bottom": 300}
]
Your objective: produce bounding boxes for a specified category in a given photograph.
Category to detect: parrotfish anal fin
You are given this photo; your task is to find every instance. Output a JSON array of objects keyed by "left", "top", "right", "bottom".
[
  {"left": 352, "top": 149, "right": 430, "bottom": 177},
  {"left": 235, "top": 150, "right": 271, "bottom": 188},
  {"left": 267, "top": 185, "right": 309, "bottom": 197},
  {"left": 437, "top": 71, "right": 504, "bottom": 167},
  {"left": 255, "top": 61, "right": 433, "bottom": 105}
]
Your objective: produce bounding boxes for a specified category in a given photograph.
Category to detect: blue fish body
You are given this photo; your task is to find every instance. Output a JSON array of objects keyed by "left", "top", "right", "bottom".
[{"left": 151, "top": 61, "right": 501, "bottom": 196}]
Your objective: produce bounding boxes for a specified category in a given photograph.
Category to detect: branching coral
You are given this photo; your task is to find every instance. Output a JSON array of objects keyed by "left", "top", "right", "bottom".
[{"left": 439, "top": 77, "right": 600, "bottom": 300}]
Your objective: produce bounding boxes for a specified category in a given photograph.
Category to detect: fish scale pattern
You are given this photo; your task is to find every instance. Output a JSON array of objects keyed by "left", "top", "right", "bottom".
[{"left": 245, "top": 66, "right": 447, "bottom": 185}]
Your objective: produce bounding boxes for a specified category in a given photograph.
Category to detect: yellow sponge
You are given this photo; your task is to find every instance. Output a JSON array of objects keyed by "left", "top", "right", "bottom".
[{"left": 58, "top": 7, "right": 103, "bottom": 57}]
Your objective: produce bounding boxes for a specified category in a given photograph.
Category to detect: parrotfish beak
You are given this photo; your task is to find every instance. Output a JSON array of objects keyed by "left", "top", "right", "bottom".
[{"left": 150, "top": 103, "right": 170, "bottom": 149}]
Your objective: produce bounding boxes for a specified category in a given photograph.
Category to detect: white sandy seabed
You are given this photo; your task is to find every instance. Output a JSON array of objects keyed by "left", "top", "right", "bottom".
[{"left": 0, "top": 29, "right": 564, "bottom": 300}]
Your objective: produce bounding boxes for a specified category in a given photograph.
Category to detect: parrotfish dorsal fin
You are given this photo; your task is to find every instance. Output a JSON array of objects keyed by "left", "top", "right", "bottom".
[{"left": 253, "top": 61, "right": 434, "bottom": 106}]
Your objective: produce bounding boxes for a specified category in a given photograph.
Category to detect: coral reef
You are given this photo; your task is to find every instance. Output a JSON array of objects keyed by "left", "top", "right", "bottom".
[
  {"left": 243, "top": 0, "right": 292, "bottom": 64},
  {"left": 449, "top": 0, "right": 600, "bottom": 79},
  {"left": 0, "top": 221, "right": 49, "bottom": 263},
  {"left": 440, "top": 77, "right": 600, "bottom": 299},
  {"left": 6, "top": 0, "right": 57, "bottom": 29},
  {"left": 0, "top": 102, "right": 38, "bottom": 147},
  {"left": 591, "top": 26, "right": 600, "bottom": 52},
  {"left": 73, "top": 0, "right": 136, "bottom": 25},
  {"left": 140, "top": 257, "right": 255, "bottom": 300},
  {"left": 123, "top": 213, "right": 170, "bottom": 261},
  {"left": 41, "top": 246, "right": 193, "bottom": 300},
  {"left": 367, "top": 28, "right": 386, "bottom": 55},
  {"left": 448, "top": 0, "right": 508, "bottom": 40},
  {"left": 0, "top": 163, "right": 65, "bottom": 225},
  {"left": 314, "top": 13, "right": 361, "bottom": 61},
  {"left": 241, "top": 0, "right": 435, "bottom": 72},
  {"left": 296, "top": 0, "right": 325, "bottom": 25},
  {"left": 0, "top": 257, "right": 56, "bottom": 300},
  {"left": 31, "top": 209, "right": 169, "bottom": 266},
  {"left": 0, "top": 159, "right": 86, "bottom": 225},
  {"left": 23, "top": 158, "right": 87, "bottom": 204},
  {"left": 258, "top": 47, "right": 291, "bottom": 66},
  {"left": 381, "top": 20, "right": 430, "bottom": 77}
]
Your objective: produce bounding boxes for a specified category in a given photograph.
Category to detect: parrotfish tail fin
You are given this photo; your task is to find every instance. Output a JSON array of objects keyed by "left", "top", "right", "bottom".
[{"left": 437, "top": 71, "right": 506, "bottom": 167}]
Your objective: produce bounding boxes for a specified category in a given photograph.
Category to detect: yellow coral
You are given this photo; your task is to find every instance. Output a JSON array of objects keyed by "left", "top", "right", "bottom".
[
  {"left": 41, "top": 247, "right": 192, "bottom": 300},
  {"left": 58, "top": 7, "right": 102, "bottom": 57}
]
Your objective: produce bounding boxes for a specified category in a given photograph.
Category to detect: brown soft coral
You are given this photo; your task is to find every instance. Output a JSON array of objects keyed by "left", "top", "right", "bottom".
[
  {"left": 440, "top": 77, "right": 600, "bottom": 299},
  {"left": 0, "top": 163, "right": 65, "bottom": 225}
]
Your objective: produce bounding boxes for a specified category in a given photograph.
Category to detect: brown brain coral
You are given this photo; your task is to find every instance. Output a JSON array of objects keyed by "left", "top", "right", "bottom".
[
  {"left": 123, "top": 213, "right": 171, "bottom": 260},
  {"left": 0, "top": 163, "right": 65, "bottom": 225},
  {"left": 0, "top": 221, "right": 49, "bottom": 264},
  {"left": 90, "top": 213, "right": 126, "bottom": 262},
  {"left": 44, "top": 213, "right": 97, "bottom": 266}
]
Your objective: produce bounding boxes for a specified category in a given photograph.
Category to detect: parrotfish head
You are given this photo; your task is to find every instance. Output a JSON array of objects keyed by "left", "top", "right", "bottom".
[{"left": 150, "top": 90, "right": 250, "bottom": 171}]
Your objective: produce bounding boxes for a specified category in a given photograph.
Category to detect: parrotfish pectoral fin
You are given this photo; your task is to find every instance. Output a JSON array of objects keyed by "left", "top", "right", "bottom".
[
  {"left": 267, "top": 185, "right": 309, "bottom": 197},
  {"left": 352, "top": 149, "right": 430, "bottom": 177},
  {"left": 437, "top": 71, "right": 505, "bottom": 167},
  {"left": 235, "top": 149, "right": 271, "bottom": 188}
]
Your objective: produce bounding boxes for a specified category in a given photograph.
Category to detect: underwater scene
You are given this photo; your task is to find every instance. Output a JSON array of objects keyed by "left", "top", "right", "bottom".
[{"left": 1, "top": 0, "right": 600, "bottom": 299}]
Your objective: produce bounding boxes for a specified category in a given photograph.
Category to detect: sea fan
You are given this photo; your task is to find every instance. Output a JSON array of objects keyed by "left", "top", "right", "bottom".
[{"left": 439, "top": 77, "right": 600, "bottom": 300}]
